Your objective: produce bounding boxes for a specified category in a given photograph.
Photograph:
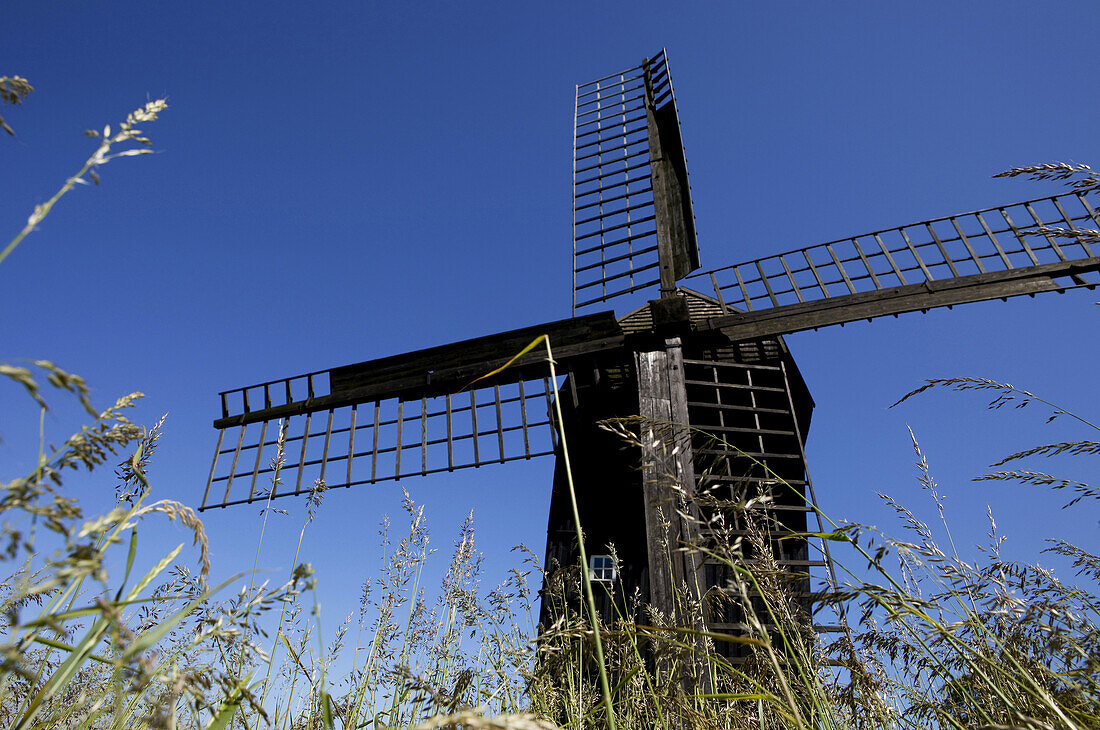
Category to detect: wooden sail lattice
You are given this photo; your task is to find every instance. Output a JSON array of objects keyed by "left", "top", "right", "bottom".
[
  {"left": 202, "top": 375, "right": 560, "bottom": 510},
  {"left": 573, "top": 49, "right": 696, "bottom": 310},
  {"left": 201, "top": 313, "right": 623, "bottom": 510},
  {"left": 686, "top": 192, "right": 1100, "bottom": 338}
]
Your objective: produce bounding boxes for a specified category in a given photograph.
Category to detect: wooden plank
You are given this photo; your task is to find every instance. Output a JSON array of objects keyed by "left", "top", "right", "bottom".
[
  {"left": 201, "top": 428, "right": 226, "bottom": 510},
  {"left": 898, "top": 228, "right": 934, "bottom": 281},
  {"left": 394, "top": 400, "right": 403, "bottom": 480},
  {"left": 733, "top": 267, "right": 754, "bottom": 310},
  {"left": 517, "top": 377, "right": 530, "bottom": 457},
  {"left": 494, "top": 384, "right": 505, "bottom": 463},
  {"left": 874, "top": 234, "right": 908, "bottom": 285},
  {"left": 1052, "top": 197, "right": 1095, "bottom": 258},
  {"left": 1025, "top": 202, "right": 1069, "bottom": 261},
  {"left": 421, "top": 396, "right": 428, "bottom": 476},
  {"left": 543, "top": 376, "right": 556, "bottom": 448},
  {"left": 635, "top": 348, "right": 675, "bottom": 618},
  {"left": 646, "top": 97, "right": 699, "bottom": 293},
  {"left": 802, "top": 249, "right": 832, "bottom": 296},
  {"left": 371, "top": 401, "right": 380, "bottom": 483},
  {"left": 223, "top": 424, "right": 247, "bottom": 504},
  {"left": 755, "top": 260, "right": 781, "bottom": 307},
  {"left": 294, "top": 412, "right": 312, "bottom": 495},
  {"left": 825, "top": 244, "right": 857, "bottom": 294},
  {"left": 247, "top": 419, "right": 268, "bottom": 502},
  {"left": 924, "top": 223, "right": 960, "bottom": 277},
  {"left": 709, "top": 272, "right": 730, "bottom": 312},
  {"left": 346, "top": 404, "right": 357, "bottom": 486},
  {"left": 851, "top": 239, "right": 882, "bottom": 289},
  {"left": 950, "top": 217, "right": 987, "bottom": 273},
  {"left": 445, "top": 394, "right": 454, "bottom": 470},
  {"left": 1000, "top": 207, "right": 1041, "bottom": 265},
  {"left": 779, "top": 255, "right": 806, "bottom": 303},
  {"left": 469, "top": 390, "right": 479, "bottom": 464},
  {"left": 1077, "top": 193, "right": 1100, "bottom": 231},
  {"left": 635, "top": 338, "right": 702, "bottom": 626},
  {"left": 318, "top": 409, "right": 334, "bottom": 483}
]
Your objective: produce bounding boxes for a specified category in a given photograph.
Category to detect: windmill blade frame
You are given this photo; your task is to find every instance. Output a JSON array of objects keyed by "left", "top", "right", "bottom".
[
  {"left": 572, "top": 48, "right": 700, "bottom": 312},
  {"left": 201, "top": 312, "right": 624, "bottom": 511},
  {"left": 685, "top": 192, "right": 1100, "bottom": 340}
]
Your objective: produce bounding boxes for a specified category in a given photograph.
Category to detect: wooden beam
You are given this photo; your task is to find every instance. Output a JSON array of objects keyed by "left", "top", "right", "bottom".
[
  {"left": 700, "top": 257, "right": 1100, "bottom": 342},
  {"left": 215, "top": 313, "right": 624, "bottom": 428},
  {"left": 645, "top": 67, "right": 698, "bottom": 295},
  {"left": 635, "top": 337, "right": 704, "bottom": 621}
]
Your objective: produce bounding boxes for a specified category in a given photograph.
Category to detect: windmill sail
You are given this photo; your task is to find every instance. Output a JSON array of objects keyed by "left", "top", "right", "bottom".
[
  {"left": 685, "top": 192, "right": 1100, "bottom": 340},
  {"left": 201, "top": 313, "right": 623, "bottom": 510},
  {"left": 573, "top": 49, "right": 699, "bottom": 312}
]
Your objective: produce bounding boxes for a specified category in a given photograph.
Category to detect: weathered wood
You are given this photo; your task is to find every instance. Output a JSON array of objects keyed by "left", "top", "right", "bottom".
[
  {"left": 215, "top": 329, "right": 625, "bottom": 428},
  {"left": 330, "top": 312, "right": 620, "bottom": 395},
  {"left": 646, "top": 87, "right": 699, "bottom": 295},
  {"left": 703, "top": 257, "right": 1100, "bottom": 342},
  {"left": 635, "top": 337, "right": 704, "bottom": 621}
]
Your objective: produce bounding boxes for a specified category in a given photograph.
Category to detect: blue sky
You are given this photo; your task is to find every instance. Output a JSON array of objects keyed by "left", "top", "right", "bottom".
[{"left": 3, "top": 1, "right": 1098, "bottom": 655}]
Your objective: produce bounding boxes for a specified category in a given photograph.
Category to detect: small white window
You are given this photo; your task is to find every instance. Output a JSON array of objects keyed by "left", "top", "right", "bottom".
[{"left": 589, "top": 554, "right": 617, "bottom": 583}]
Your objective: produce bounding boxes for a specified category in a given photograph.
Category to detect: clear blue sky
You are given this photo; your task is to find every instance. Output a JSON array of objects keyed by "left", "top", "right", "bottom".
[{"left": 3, "top": 1, "right": 1098, "bottom": 653}]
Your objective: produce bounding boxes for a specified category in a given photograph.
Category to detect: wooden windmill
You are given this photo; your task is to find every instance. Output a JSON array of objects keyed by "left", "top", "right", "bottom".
[{"left": 201, "top": 50, "right": 1100, "bottom": 649}]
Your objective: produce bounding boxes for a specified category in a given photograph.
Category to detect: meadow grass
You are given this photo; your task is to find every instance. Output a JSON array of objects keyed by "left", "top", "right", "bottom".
[
  {"left": 2, "top": 93, "right": 1098, "bottom": 728},
  {"left": 3, "top": 348, "right": 1097, "bottom": 729}
]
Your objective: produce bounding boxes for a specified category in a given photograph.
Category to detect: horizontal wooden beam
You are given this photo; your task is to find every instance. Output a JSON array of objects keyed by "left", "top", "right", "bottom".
[
  {"left": 699, "top": 257, "right": 1100, "bottom": 341},
  {"left": 214, "top": 312, "right": 624, "bottom": 428}
]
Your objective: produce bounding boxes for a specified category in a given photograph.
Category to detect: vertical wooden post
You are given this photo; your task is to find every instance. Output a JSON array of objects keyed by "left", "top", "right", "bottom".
[{"left": 636, "top": 336, "right": 710, "bottom": 696}]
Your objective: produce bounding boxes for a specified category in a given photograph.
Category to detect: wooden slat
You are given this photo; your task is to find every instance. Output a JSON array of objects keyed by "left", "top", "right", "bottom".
[
  {"left": 802, "top": 249, "right": 832, "bottom": 297},
  {"left": 201, "top": 428, "right": 226, "bottom": 509},
  {"left": 779, "top": 256, "right": 806, "bottom": 303},
  {"left": 318, "top": 409, "right": 334, "bottom": 483},
  {"left": 1000, "top": 207, "right": 1041, "bottom": 265},
  {"left": 517, "top": 377, "right": 530, "bottom": 457},
  {"left": 371, "top": 401, "right": 380, "bottom": 483},
  {"left": 1024, "top": 202, "right": 1069, "bottom": 261},
  {"left": 543, "top": 376, "right": 556, "bottom": 448},
  {"left": 733, "top": 267, "right": 754, "bottom": 310},
  {"left": 493, "top": 384, "right": 505, "bottom": 463},
  {"left": 974, "top": 212, "right": 1014, "bottom": 269},
  {"left": 421, "top": 396, "right": 428, "bottom": 476},
  {"left": 294, "top": 412, "right": 312, "bottom": 495},
  {"left": 247, "top": 419, "right": 268, "bottom": 502},
  {"left": 1051, "top": 197, "right": 1096, "bottom": 258},
  {"left": 346, "top": 404, "right": 357, "bottom": 486},
  {"left": 924, "top": 223, "right": 960, "bottom": 277},
  {"left": 754, "top": 260, "right": 781, "bottom": 307},
  {"left": 873, "top": 234, "right": 908, "bottom": 285},
  {"left": 897, "top": 228, "right": 934, "bottom": 281},
  {"left": 445, "top": 394, "right": 454, "bottom": 470},
  {"left": 950, "top": 218, "right": 987, "bottom": 273},
  {"left": 224, "top": 424, "right": 247, "bottom": 503},
  {"left": 825, "top": 245, "right": 857, "bottom": 294},
  {"left": 469, "top": 390, "right": 479, "bottom": 464},
  {"left": 394, "top": 400, "right": 403, "bottom": 480},
  {"left": 851, "top": 239, "right": 882, "bottom": 289}
]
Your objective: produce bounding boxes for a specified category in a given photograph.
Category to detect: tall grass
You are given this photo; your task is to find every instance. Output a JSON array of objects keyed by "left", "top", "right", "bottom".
[{"left": 3, "top": 93, "right": 1098, "bottom": 727}]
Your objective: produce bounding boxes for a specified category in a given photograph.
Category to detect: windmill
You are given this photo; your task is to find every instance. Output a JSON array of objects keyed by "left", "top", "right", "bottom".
[{"left": 200, "top": 50, "right": 1100, "bottom": 652}]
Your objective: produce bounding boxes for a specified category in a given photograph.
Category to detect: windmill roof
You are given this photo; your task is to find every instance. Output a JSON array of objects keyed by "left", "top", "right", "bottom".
[{"left": 616, "top": 287, "right": 736, "bottom": 335}]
